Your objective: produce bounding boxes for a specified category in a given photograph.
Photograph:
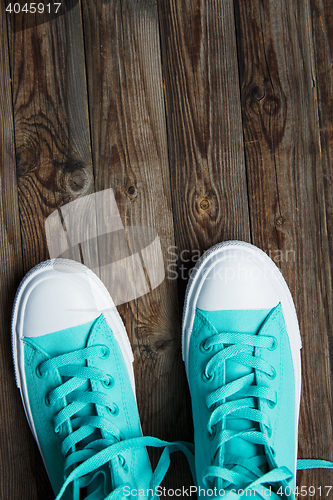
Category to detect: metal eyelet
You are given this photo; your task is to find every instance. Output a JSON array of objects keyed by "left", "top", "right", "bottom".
[
  {"left": 102, "top": 376, "right": 114, "bottom": 388},
  {"left": 99, "top": 346, "right": 110, "bottom": 359},
  {"left": 107, "top": 403, "right": 119, "bottom": 417},
  {"left": 35, "top": 364, "right": 47, "bottom": 379},
  {"left": 202, "top": 370, "right": 214, "bottom": 382},
  {"left": 200, "top": 340, "right": 213, "bottom": 354},
  {"left": 266, "top": 367, "right": 276, "bottom": 380},
  {"left": 268, "top": 337, "right": 278, "bottom": 351}
]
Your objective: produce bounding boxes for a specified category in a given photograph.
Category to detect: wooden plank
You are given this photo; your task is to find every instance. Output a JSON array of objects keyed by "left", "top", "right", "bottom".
[
  {"left": 310, "top": 0, "right": 333, "bottom": 371},
  {"left": 157, "top": 0, "right": 251, "bottom": 487},
  {"left": 158, "top": 0, "right": 251, "bottom": 300},
  {"left": 308, "top": 0, "right": 333, "bottom": 486},
  {"left": 7, "top": 1, "right": 94, "bottom": 273},
  {"left": 234, "top": 0, "right": 333, "bottom": 490},
  {"left": 0, "top": 2, "right": 36, "bottom": 499},
  {"left": 81, "top": 0, "right": 192, "bottom": 489},
  {"left": 5, "top": 3, "right": 94, "bottom": 499}
]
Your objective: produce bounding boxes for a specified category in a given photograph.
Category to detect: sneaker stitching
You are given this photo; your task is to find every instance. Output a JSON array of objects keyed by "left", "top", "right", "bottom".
[
  {"left": 190, "top": 314, "right": 217, "bottom": 476},
  {"left": 195, "top": 309, "right": 219, "bottom": 334}
]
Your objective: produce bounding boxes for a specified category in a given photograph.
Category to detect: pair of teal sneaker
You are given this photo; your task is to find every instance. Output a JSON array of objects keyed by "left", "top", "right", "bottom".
[{"left": 11, "top": 241, "right": 333, "bottom": 499}]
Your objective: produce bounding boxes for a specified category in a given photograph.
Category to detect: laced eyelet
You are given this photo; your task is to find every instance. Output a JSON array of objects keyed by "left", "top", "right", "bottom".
[
  {"left": 35, "top": 364, "right": 47, "bottom": 379},
  {"left": 99, "top": 346, "right": 110, "bottom": 359},
  {"left": 267, "top": 427, "right": 272, "bottom": 439},
  {"left": 102, "top": 376, "right": 114, "bottom": 388},
  {"left": 268, "top": 336, "right": 278, "bottom": 351},
  {"left": 54, "top": 424, "right": 62, "bottom": 435},
  {"left": 45, "top": 394, "right": 55, "bottom": 407},
  {"left": 208, "top": 426, "right": 216, "bottom": 440},
  {"left": 202, "top": 370, "right": 214, "bottom": 382},
  {"left": 266, "top": 367, "right": 276, "bottom": 380},
  {"left": 107, "top": 403, "right": 119, "bottom": 417},
  {"left": 267, "top": 400, "right": 276, "bottom": 409},
  {"left": 200, "top": 340, "right": 213, "bottom": 354},
  {"left": 118, "top": 455, "right": 129, "bottom": 473},
  {"left": 207, "top": 402, "right": 216, "bottom": 413}
]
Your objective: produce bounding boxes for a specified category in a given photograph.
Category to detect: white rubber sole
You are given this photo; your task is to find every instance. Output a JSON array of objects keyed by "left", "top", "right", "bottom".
[
  {"left": 11, "top": 258, "right": 136, "bottom": 442},
  {"left": 181, "top": 240, "right": 302, "bottom": 477}
]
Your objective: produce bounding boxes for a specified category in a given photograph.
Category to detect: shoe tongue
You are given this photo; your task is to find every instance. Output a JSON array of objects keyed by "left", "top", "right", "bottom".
[
  {"left": 204, "top": 309, "right": 271, "bottom": 382},
  {"left": 30, "top": 316, "right": 100, "bottom": 357},
  {"left": 30, "top": 315, "right": 103, "bottom": 421},
  {"left": 200, "top": 309, "right": 271, "bottom": 479},
  {"left": 201, "top": 308, "right": 270, "bottom": 336}
]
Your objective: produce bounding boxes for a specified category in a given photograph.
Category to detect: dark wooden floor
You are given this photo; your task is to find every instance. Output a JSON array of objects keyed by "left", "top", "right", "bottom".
[{"left": 1, "top": 0, "right": 333, "bottom": 498}]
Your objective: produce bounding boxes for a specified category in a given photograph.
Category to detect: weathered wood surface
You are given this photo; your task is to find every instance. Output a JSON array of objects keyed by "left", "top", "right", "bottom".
[
  {"left": 7, "top": 0, "right": 94, "bottom": 269},
  {"left": 0, "top": 2, "right": 35, "bottom": 499},
  {"left": 1, "top": 0, "right": 333, "bottom": 497},
  {"left": 158, "top": 0, "right": 251, "bottom": 304},
  {"left": 4, "top": 0, "right": 94, "bottom": 498},
  {"left": 81, "top": 0, "right": 191, "bottom": 488},
  {"left": 234, "top": 0, "right": 333, "bottom": 491},
  {"left": 305, "top": 0, "right": 333, "bottom": 488}
]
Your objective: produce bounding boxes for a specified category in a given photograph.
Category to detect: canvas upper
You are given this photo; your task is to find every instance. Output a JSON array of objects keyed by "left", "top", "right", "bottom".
[
  {"left": 23, "top": 314, "right": 155, "bottom": 499},
  {"left": 188, "top": 305, "right": 297, "bottom": 498},
  {"left": 11, "top": 259, "right": 157, "bottom": 500},
  {"left": 182, "top": 241, "right": 302, "bottom": 499}
]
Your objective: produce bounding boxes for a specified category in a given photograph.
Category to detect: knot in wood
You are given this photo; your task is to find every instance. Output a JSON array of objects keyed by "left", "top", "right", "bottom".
[
  {"left": 275, "top": 215, "right": 284, "bottom": 227},
  {"left": 68, "top": 171, "right": 86, "bottom": 192},
  {"left": 62, "top": 161, "right": 92, "bottom": 196},
  {"left": 126, "top": 184, "right": 138, "bottom": 200},
  {"left": 252, "top": 85, "right": 266, "bottom": 101},
  {"left": 263, "top": 95, "right": 281, "bottom": 116},
  {"left": 199, "top": 198, "right": 210, "bottom": 211}
]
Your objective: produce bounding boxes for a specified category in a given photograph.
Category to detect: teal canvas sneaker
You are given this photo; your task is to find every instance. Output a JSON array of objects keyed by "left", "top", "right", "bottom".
[
  {"left": 182, "top": 241, "right": 303, "bottom": 499},
  {"left": 12, "top": 259, "right": 189, "bottom": 500}
]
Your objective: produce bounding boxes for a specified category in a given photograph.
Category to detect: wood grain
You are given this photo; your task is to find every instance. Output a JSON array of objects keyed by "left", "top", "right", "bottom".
[
  {"left": 234, "top": 0, "right": 333, "bottom": 490},
  {"left": 310, "top": 0, "right": 333, "bottom": 352},
  {"left": 2, "top": 0, "right": 333, "bottom": 496},
  {"left": 82, "top": 0, "right": 192, "bottom": 488},
  {"left": 5, "top": 2, "right": 93, "bottom": 498},
  {"left": 7, "top": 0, "right": 94, "bottom": 272},
  {"left": 0, "top": 2, "right": 36, "bottom": 499},
  {"left": 308, "top": 0, "right": 333, "bottom": 486},
  {"left": 158, "top": 0, "right": 251, "bottom": 302}
]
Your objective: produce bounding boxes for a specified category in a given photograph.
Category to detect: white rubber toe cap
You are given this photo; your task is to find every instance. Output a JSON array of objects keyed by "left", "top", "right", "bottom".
[
  {"left": 22, "top": 269, "right": 100, "bottom": 338},
  {"left": 196, "top": 248, "right": 280, "bottom": 311},
  {"left": 12, "top": 259, "right": 135, "bottom": 392},
  {"left": 182, "top": 241, "right": 302, "bottom": 368}
]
